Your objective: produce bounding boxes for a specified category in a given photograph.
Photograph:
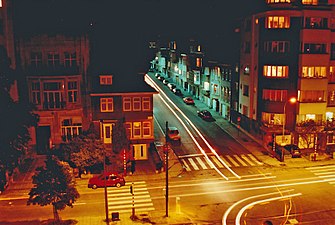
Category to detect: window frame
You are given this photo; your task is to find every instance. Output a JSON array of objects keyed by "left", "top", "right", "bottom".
[{"left": 100, "top": 97, "right": 114, "bottom": 112}]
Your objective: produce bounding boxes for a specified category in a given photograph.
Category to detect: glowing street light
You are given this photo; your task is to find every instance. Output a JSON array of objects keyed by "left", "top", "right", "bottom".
[{"left": 282, "top": 97, "right": 297, "bottom": 145}]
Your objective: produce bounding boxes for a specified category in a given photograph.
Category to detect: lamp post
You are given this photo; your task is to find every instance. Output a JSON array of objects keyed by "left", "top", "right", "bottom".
[
  {"left": 99, "top": 120, "right": 109, "bottom": 224},
  {"left": 282, "top": 97, "right": 297, "bottom": 145}
]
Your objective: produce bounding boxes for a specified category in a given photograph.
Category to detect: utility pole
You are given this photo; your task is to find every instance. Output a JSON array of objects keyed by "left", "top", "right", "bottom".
[
  {"left": 100, "top": 119, "right": 109, "bottom": 225},
  {"left": 165, "top": 121, "right": 169, "bottom": 217}
]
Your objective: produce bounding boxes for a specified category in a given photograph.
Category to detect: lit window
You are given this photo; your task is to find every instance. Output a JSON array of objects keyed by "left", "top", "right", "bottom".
[
  {"left": 302, "top": 66, "right": 326, "bottom": 78},
  {"left": 100, "top": 75, "right": 113, "bottom": 85},
  {"left": 263, "top": 65, "right": 289, "bottom": 77},
  {"left": 266, "top": 0, "right": 290, "bottom": 3},
  {"left": 133, "top": 97, "right": 141, "bottom": 111},
  {"left": 143, "top": 121, "right": 151, "bottom": 137},
  {"left": 61, "top": 118, "right": 82, "bottom": 142},
  {"left": 123, "top": 97, "right": 131, "bottom": 111},
  {"left": 142, "top": 97, "right": 151, "bottom": 111},
  {"left": 302, "top": 0, "right": 318, "bottom": 5},
  {"left": 262, "top": 89, "right": 288, "bottom": 102},
  {"left": 133, "top": 122, "right": 141, "bottom": 138},
  {"left": 196, "top": 58, "right": 202, "bottom": 67},
  {"left": 100, "top": 98, "right": 113, "bottom": 112},
  {"left": 266, "top": 16, "right": 290, "bottom": 29},
  {"left": 0, "top": 0, "right": 2, "bottom": 7}
]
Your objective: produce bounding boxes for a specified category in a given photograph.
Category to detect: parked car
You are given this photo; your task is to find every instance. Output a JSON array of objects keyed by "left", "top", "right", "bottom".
[
  {"left": 155, "top": 73, "right": 160, "bottom": 78},
  {"left": 283, "top": 144, "right": 302, "bottom": 158},
  {"left": 172, "top": 88, "right": 183, "bottom": 96},
  {"left": 167, "top": 83, "right": 176, "bottom": 90},
  {"left": 158, "top": 76, "right": 165, "bottom": 82},
  {"left": 197, "top": 110, "right": 213, "bottom": 121},
  {"left": 183, "top": 97, "right": 195, "bottom": 105},
  {"left": 166, "top": 126, "right": 181, "bottom": 143},
  {"left": 163, "top": 79, "right": 170, "bottom": 85},
  {"left": 88, "top": 172, "right": 125, "bottom": 189}
]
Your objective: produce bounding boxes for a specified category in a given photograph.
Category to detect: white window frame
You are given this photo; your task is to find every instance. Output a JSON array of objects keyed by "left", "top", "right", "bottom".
[
  {"left": 100, "top": 98, "right": 114, "bottom": 112},
  {"left": 142, "top": 97, "right": 151, "bottom": 111},
  {"left": 100, "top": 75, "right": 113, "bottom": 85},
  {"left": 133, "top": 97, "right": 141, "bottom": 111},
  {"left": 123, "top": 97, "right": 132, "bottom": 111},
  {"left": 142, "top": 121, "right": 151, "bottom": 137}
]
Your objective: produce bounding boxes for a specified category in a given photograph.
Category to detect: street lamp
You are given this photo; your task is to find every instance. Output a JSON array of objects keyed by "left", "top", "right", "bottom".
[{"left": 282, "top": 97, "right": 297, "bottom": 145}]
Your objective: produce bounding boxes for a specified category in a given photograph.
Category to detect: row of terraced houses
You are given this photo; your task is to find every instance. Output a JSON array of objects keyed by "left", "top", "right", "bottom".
[{"left": 153, "top": 0, "right": 335, "bottom": 154}]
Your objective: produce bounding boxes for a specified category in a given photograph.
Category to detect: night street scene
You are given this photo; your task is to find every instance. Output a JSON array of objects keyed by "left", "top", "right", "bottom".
[{"left": 2, "top": 0, "right": 335, "bottom": 224}]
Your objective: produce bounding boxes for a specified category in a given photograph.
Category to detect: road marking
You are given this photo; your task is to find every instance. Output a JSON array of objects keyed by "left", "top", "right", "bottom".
[
  {"left": 234, "top": 155, "right": 248, "bottom": 166},
  {"left": 247, "top": 154, "right": 263, "bottom": 165},
  {"left": 241, "top": 155, "right": 255, "bottom": 166},
  {"left": 196, "top": 157, "right": 208, "bottom": 169},
  {"left": 188, "top": 158, "right": 199, "bottom": 170},
  {"left": 181, "top": 159, "right": 191, "bottom": 171},
  {"left": 211, "top": 156, "right": 224, "bottom": 168},
  {"left": 220, "top": 156, "right": 232, "bottom": 167},
  {"left": 226, "top": 155, "right": 240, "bottom": 167}
]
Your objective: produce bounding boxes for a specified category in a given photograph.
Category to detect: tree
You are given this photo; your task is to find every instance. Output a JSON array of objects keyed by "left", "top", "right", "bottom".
[
  {"left": 0, "top": 47, "right": 39, "bottom": 171},
  {"left": 57, "top": 126, "right": 122, "bottom": 175},
  {"left": 112, "top": 118, "right": 130, "bottom": 154},
  {"left": 27, "top": 155, "right": 79, "bottom": 222}
]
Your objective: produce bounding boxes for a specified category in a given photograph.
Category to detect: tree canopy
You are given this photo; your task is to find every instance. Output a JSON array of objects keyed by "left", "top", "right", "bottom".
[
  {"left": 27, "top": 155, "right": 79, "bottom": 221},
  {"left": 0, "top": 46, "right": 39, "bottom": 170}
]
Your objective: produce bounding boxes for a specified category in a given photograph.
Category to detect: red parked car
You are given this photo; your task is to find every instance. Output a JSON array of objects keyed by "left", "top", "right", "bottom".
[
  {"left": 183, "top": 97, "right": 195, "bottom": 105},
  {"left": 88, "top": 172, "right": 125, "bottom": 189}
]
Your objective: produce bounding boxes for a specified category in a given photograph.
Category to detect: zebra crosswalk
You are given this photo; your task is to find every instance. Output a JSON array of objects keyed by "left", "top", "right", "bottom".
[
  {"left": 107, "top": 181, "right": 154, "bottom": 214},
  {"left": 306, "top": 165, "right": 335, "bottom": 185},
  {"left": 179, "top": 154, "right": 263, "bottom": 171}
]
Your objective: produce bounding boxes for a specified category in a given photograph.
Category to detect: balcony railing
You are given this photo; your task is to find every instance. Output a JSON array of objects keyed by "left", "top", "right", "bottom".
[{"left": 43, "top": 101, "right": 66, "bottom": 110}]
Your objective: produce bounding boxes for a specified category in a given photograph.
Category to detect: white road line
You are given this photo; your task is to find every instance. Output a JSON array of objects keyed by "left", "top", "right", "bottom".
[
  {"left": 306, "top": 165, "right": 335, "bottom": 170},
  {"left": 220, "top": 156, "right": 232, "bottom": 167},
  {"left": 318, "top": 175, "right": 335, "bottom": 179},
  {"left": 111, "top": 207, "right": 155, "bottom": 214},
  {"left": 315, "top": 172, "right": 335, "bottom": 176},
  {"left": 108, "top": 195, "right": 151, "bottom": 202},
  {"left": 247, "top": 154, "right": 263, "bottom": 165},
  {"left": 196, "top": 157, "right": 208, "bottom": 169},
  {"left": 108, "top": 191, "right": 148, "bottom": 197},
  {"left": 226, "top": 155, "right": 240, "bottom": 167},
  {"left": 234, "top": 155, "right": 248, "bottom": 166},
  {"left": 188, "top": 158, "right": 199, "bottom": 170},
  {"left": 108, "top": 198, "right": 153, "bottom": 206},
  {"left": 181, "top": 159, "right": 191, "bottom": 171},
  {"left": 211, "top": 156, "right": 224, "bottom": 168},
  {"left": 241, "top": 155, "right": 255, "bottom": 166},
  {"left": 109, "top": 202, "right": 154, "bottom": 209}
]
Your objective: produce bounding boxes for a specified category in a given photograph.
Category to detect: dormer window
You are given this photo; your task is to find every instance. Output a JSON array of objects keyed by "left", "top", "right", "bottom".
[{"left": 100, "top": 75, "right": 113, "bottom": 85}]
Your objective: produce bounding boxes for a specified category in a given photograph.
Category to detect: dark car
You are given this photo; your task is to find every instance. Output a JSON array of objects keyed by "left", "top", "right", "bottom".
[
  {"left": 167, "top": 83, "right": 176, "bottom": 90},
  {"left": 284, "top": 144, "right": 302, "bottom": 158},
  {"left": 172, "top": 88, "right": 183, "bottom": 96},
  {"left": 88, "top": 172, "right": 125, "bottom": 189},
  {"left": 197, "top": 110, "right": 213, "bottom": 121}
]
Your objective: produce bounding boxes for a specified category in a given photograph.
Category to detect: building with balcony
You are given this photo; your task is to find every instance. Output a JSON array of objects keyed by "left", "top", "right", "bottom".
[
  {"left": 239, "top": 0, "right": 335, "bottom": 152},
  {"left": 16, "top": 34, "right": 90, "bottom": 154}
]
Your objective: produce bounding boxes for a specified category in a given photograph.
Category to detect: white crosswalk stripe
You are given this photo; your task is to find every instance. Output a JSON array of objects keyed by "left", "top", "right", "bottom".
[
  {"left": 179, "top": 154, "right": 263, "bottom": 171},
  {"left": 306, "top": 165, "right": 335, "bottom": 186},
  {"left": 107, "top": 181, "right": 154, "bottom": 214}
]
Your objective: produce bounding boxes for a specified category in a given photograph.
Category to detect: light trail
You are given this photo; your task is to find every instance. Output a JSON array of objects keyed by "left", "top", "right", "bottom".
[
  {"left": 234, "top": 192, "right": 302, "bottom": 225},
  {"left": 145, "top": 74, "right": 240, "bottom": 179}
]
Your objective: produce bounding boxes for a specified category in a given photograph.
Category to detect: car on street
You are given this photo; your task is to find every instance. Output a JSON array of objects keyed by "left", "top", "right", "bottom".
[
  {"left": 283, "top": 144, "right": 302, "bottom": 158},
  {"left": 155, "top": 73, "right": 160, "bottom": 78},
  {"left": 88, "top": 172, "right": 125, "bottom": 189},
  {"left": 183, "top": 97, "right": 195, "bottom": 105},
  {"left": 166, "top": 126, "right": 181, "bottom": 143},
  {"left": 172, "top": 88, "right": 183, "bottom": 96},
  {"left": 163, "top": 79, "right": 170, "bottom": 85},
  {"left": 167, "top": 83, "right": 176, "bottom": 90},
  {"left": 197, "top": 110, "right": 213, "bottom": 121}
]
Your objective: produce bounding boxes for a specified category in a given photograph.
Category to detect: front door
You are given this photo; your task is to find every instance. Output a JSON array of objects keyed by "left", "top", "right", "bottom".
[
  {"left": 36, "top": 126, "right": 51, "bottom": 155},
  {"left": 132, "top": 144, "right": 147, "bottom": 160},
  {"left": 103, "top": 124, "right": 113, "bottom": 144}
]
